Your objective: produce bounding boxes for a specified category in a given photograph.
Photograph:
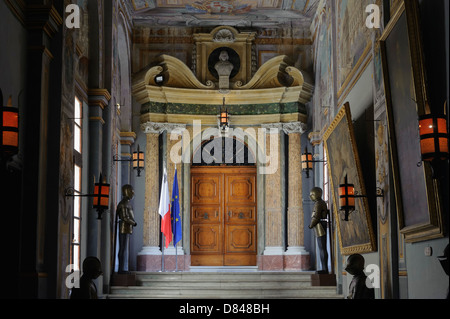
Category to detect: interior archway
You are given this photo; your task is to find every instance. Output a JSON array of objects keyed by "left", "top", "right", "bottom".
[{"left": 192, "top": 136, "right": 256, "bottom": 166}]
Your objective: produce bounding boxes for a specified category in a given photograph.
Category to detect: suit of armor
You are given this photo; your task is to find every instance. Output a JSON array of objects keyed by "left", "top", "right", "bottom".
[
  {"left": 308, "top": 187, "right": 329, "bottom": 274},
  {"left": 117, "top": 185, "right": 137, "bottom": 274}
]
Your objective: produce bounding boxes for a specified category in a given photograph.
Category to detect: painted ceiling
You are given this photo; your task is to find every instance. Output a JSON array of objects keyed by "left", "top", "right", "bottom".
[{"left": 125, "top": 0, "right": 321, "bottom": 27}]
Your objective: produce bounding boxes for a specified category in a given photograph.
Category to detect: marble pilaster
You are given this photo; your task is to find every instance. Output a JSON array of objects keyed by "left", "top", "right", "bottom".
[
  {"left": 261, "top": 128, "right": 284, "bottom": 270},
  {"left": 284, "top": 129, "right": 310, "bottom": 270},
  {"left": 137, "top": 122, "right": 186, "bottom": 271},
  {"left": 259, "top": 122, "right": 310, "bottom": 270},
  {"left": 137, "top": 132, "right": 161, "bottom": 271}
]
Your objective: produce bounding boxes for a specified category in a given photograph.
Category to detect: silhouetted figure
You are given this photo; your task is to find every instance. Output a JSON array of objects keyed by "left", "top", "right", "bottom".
[
  {"left": 117, "top": 184, "right": 137, "bottom": 274},
  {"left": 308, "top": 187, "right": 329, "bottom": 274},
  {"left": 345, "top": 254, "right": 374, "bottom": 299},
  {"left": 70, "top": 256, "right": 103, "bottom": 299}
]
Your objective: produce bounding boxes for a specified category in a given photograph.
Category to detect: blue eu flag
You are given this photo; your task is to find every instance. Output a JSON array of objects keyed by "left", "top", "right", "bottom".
[{"left": 171, "top": 168, "right": 182, "bottom": 246}]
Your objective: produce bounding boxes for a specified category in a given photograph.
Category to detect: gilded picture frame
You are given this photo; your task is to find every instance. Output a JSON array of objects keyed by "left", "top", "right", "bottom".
[
  {"left": 324, "top": 103, "right": 377, "bottom": 255},
  {"left": 379, "top": 0, "right": 443, "bottom": 243}
]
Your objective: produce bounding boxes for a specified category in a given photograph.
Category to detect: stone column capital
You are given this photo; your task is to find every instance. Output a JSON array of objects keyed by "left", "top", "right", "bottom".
[
  {"left": 282, "top": 122, "right": 308, "bottom": 134},
  {"left": 141, "top": 122, "right": 186, "bottom": 134},
  {"left": 261, "top": 122, "right": 308, "bottom": 134}
]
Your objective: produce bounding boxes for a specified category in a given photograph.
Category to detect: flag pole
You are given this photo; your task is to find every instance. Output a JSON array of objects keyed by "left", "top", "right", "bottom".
[
  {"left": 160, "top": 164, "right": 164, "bottom": 273},
  {"left": 162, "top": 236, "right": 165, "bottom": 272},
  {"left": 175, "top": 243, "right": 178, "bottom": 272},
  {"left": 175, "top": 163, "right": 178, "bottom": 272}
]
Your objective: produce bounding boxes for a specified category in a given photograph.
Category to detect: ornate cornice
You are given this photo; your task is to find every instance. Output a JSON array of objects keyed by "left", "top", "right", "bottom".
[
  {"left": 193, "top": 26, "right": 256, "bottom": 44},
  {"left": 234, "top": 56, "right": 302, "bottom": 89},
  {"left": 132, "top": 54, "right": 314, "bottom": 107},
  {"left": 4, "top": 0, "right": 26, "bottom": 26},
  {"left": 26, "top": 4, "right": 63, "bottom": 38}
]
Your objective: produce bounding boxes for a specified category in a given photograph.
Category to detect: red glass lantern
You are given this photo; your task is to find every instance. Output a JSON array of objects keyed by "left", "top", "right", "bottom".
[
  {"left": 1, "top": 96, "right": 19, "bottom": 155},
  {"left": 219, "top": 110, "right": 229, "bottom": 131},
  {"left": 419, "top": 114, "right": 449, "bottom": 162},
  {"left": 220, "top": 111, "right": 228, "bottom": 125},
  {"left": 219, "top": 97, "right": 229, "bottom": 131},
  {"left": 339, "top": 175, "right": 355, "bottom": 221},
  {"left": 93, "top": 173, "right": 110, "bottom": 219}
]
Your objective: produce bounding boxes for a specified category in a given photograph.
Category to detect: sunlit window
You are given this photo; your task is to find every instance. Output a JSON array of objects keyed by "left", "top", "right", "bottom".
[
  {"left": 71, "top": 97, "right": 83, "bottom": 270},
  {"left": 74, "top": 97, "right": 82, "bottom": 154}
]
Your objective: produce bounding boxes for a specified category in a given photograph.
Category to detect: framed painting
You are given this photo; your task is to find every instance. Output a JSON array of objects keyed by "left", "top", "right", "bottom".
[
  {"left": 379, "top": 0, "right": 444, "bottom": 242},
  {"left": 336, "top": 0, "right": 372, "bottom": 100},
  {"left": 324, "top": 103, "right": 376, "bottom": 255}
]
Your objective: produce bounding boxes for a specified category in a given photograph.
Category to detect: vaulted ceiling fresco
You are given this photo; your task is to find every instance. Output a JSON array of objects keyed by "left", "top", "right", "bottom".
[{"left": 125, "top": 0, "right": 321, "bottom": 27}]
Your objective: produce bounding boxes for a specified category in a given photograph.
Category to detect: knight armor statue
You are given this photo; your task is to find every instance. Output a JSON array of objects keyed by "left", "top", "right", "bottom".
[
  {"left": 117, "top": 184, "right": 137, "bottom": 274},
  {"left": 308, "top": 187, "right": 329, "bottom": 274}
]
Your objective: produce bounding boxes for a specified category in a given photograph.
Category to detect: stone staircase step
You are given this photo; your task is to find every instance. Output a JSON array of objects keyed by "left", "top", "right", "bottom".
[
  {"left": 108, "top": 287, "right": 341, "bottom": 299},
  {"left": 136, "top": 274, "right": 313, "bottom": 284},
  {"left": 107, "top": 271, "right": 344, "bottom": 299},
  {"left": 189, "top": 266, "right": 259, "bottom": 272},
  {"left": 138, "top": 281, "right": 312, "bottom": 288}
]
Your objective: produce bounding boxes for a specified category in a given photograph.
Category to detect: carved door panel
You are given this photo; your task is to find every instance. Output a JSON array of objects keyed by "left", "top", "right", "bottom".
[
  {"left": 191, "top": 167, "right": 257, "bottom": 266},
  {"left": 224, "top": 174, "right": 257, "bottom": 266},
  {"left": 190, "top": 173, "right": 223, "bottom": 266}
]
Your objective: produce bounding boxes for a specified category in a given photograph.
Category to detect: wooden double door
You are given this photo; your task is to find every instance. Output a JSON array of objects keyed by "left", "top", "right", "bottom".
[{"left": 190, "top": 166, "right": 257, "bottom": 266}]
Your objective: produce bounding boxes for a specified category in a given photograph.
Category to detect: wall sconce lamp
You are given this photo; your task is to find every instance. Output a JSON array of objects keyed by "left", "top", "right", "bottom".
[
  {"left": 1, "top": 95, "right": 19, "bottom": 160},
  {"left": 301, "top": 147, "right": 326, "bottom": 178},
  {"left": 113, "top": 144, "right": 145, "bottom": 177},
  {"left": 338, "top": 174, "right": 384, "bottom": 222},
  {"left": 65, "top": 173, "right": 110, "bottom": 220},
  {"left": 219, "top": 97, "right": 229, "bottom": 132},
  {"left": 418, "top": 104, "right": 449, "bottom": 177}
]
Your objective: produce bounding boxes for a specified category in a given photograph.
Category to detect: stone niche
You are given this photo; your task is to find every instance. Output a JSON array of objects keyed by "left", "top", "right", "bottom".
[{"left": 193, "top": 26, "right": 256, "bottom": 88}]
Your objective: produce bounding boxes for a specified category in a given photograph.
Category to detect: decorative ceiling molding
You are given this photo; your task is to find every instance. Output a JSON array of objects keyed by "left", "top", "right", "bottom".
[{"left": 125, "top": 0, "right": 321, "bottom": 28}]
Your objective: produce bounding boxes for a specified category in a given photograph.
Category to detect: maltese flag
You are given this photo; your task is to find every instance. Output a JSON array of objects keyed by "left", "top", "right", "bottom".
[{"left": 159, "top": 166, "right": 172, "bottom": 249}]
